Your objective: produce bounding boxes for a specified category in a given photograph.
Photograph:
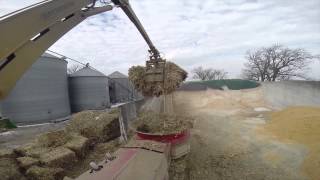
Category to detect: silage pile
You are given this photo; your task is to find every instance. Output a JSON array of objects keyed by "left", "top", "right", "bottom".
[
  {"left": 132, "top": 111, "right": 193, "bottom": 134},
  {"left": 0, "top": 110, "right": 121, "bottom": 180},
  {"left": 262, "top": 106, "right": 320, "bottom": 180},
  {"left": 129, "top": 61, "right": 187, "bottom": 97}
]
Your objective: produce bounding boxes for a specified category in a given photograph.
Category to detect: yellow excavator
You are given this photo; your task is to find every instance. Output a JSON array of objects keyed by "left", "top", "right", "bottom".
[{"left": 0, "top": 0, "right": 165, "bottom": 101}]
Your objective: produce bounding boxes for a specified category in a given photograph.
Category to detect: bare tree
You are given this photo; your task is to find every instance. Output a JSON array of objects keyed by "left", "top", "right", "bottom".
[
  {"left": 192, "top": 67, "right": 206, "bottom": 80},
  {"left": 192, "top": 66, "right": 228, "bottom": 80},
  {"left": 67, "top": 64, "right": 82, "bottom": 74},
  {"left": 242, "top": 45, "right": 313, "bottom": 81}
]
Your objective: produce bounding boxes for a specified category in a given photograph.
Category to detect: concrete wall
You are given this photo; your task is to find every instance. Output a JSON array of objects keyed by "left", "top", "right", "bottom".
[
  {"left": 262, "top": 81, "right": 320, "bottom": 108},
  {"left": 119, "top": 101, "right": 137, "bottom": 131},
  {"left": 118, "top": 99, "right": 145, "bottom": 133}
]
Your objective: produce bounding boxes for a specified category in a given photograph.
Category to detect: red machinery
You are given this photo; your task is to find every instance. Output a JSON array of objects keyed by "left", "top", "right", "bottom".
[{"left": 76, "top": 130, "right": 191, "bottom": 180}]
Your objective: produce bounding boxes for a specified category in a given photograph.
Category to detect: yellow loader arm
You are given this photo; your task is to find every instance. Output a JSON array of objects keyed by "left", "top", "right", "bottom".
[
  {"left": 0, "top": 0, "right": 163, "bottom": 101},
  {"left": 0, "top": 0, "right": 113, "bottom": 100}
]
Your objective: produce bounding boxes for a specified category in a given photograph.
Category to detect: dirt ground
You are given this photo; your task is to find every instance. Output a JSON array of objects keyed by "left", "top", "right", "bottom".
[{"left": 171, "top": 87, "right": 309, "bottom": 180}]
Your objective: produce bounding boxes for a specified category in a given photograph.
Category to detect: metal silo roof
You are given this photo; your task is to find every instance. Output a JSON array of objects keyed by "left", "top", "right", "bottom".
[
  {"left": 70, "top": 67, "right": 106, "bottom": 77},
  {"left": 41, "top": 52, "right": 68, "bottom": 63},
  {"left": 108, "top": 71, "right": 127, "bottom": 79},
  {"left": 42, "top": 52, "right": 59, "bottom": 59}
]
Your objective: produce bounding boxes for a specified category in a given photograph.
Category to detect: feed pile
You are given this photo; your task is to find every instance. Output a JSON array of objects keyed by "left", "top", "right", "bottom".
[
  {"left": 132, "top": 111, "right": 193, "bottom": 134},
  {"left": 262, "top": 106, "right": 320, "bottom": 180}
]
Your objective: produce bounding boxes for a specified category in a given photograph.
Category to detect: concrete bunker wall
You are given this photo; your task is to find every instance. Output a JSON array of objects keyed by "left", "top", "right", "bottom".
[
  {"left": 262, "top": 81, "right": 320, "bottom": 108},
  {"left": 117, "top": 99, "right": 144, "bottom": 133}
]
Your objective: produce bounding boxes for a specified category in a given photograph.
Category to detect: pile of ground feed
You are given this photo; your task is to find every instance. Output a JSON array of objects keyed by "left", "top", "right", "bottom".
[
  {"left": 173, "top": 87, "right": 266, "bottom": 116},
  {"left": 132, "top": 111, "right": 193, "bottom": 134},
  {"left": 262, "top": 106, "right": 320, "bottom": 180},
  {"left": 129, "top": 61, "right": 187, "bottom": 97}
]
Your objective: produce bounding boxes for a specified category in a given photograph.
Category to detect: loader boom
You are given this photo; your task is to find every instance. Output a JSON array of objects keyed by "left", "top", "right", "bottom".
[
  {"left": 0, "top": 0, "right": 163, "bottom": 100},
  {"left": 112, "top": 0, "right": 161, "bottom": 60}
]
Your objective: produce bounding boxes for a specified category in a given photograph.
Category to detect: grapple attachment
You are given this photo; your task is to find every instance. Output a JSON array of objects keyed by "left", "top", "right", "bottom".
[
  {"left": 145, "top": 58, "right": 166, "bottom": 83},
  {"left": 144, "top": 57, "right": 166, "bottom": 97}
]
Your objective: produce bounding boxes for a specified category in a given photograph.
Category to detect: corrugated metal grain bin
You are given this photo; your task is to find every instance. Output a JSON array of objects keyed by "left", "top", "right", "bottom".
[
  {"left": 0, "top": 53, "right": 71, "bottom": 124},
  {"left": 69, "top": 66, "right": 110, "bottom": 112},
  {"left": 108, "top": 71, "right": 134, "bottom": 103}
]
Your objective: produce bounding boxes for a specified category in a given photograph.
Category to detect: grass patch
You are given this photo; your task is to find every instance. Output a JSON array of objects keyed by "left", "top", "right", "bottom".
[{"left": 0, "top": 118, "right": 17, "bottom": 131}]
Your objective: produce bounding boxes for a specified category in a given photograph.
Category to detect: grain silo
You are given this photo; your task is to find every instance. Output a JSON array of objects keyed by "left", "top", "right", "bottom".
[
  {"left": 108, "top": 71, "right": 134, "bottom": 103},
  {"left": 0, "top": 53, "right": 71, "bottom": 124},
  {"left": 69, "top": 66, "right": 110, "bottom": 112}
]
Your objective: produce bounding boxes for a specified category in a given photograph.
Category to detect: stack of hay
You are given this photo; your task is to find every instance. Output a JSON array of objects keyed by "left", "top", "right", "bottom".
[
  {"left": 0, "top": 110, "right": 120, "bottom": 180},
  {"left": 13, "top": 130, "right": 87, "bottom": 180},
  {"left": 163, "top": 62, "right": 188, "bottom": 93},
  {"left": 65, "top": 110, "right": 120, "bottom": 143},
  {"left": 129, "top": 61, "right": 187, "bottom": 97},
  {"left": 0, "top": 149, "right": 26, "bottom": 180}
]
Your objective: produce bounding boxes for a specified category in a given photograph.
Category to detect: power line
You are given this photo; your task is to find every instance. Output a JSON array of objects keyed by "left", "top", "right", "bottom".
[
  {"left": 47, "top": 50, "right": 87, "bottom": 67},
  {"left": 47, "top": 49, "right": 137, "bottom": 101}
]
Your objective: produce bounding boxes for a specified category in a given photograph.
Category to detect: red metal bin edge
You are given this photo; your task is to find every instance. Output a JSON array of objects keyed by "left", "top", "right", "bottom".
[{"left": 135, "top": 129, "right": 190, "bottom": 146}]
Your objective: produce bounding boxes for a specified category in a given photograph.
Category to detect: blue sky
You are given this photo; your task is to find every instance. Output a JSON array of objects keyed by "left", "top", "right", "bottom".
[{"left": 1, "top": 0, "right": 319, "bottom": 79}]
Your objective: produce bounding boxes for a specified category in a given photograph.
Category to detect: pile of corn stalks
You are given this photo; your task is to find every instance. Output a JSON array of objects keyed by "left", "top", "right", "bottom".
[{"left": 128, "top": 61, "right": 187, "bottom": 96}]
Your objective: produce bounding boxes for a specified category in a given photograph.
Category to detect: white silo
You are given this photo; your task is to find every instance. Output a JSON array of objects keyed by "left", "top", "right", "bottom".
[
  {"left": 68, "top": 66, "right": 110, "bottom": 112},
  {"left": 0, "top": 53, "right": 71, "bottom": 124}
]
